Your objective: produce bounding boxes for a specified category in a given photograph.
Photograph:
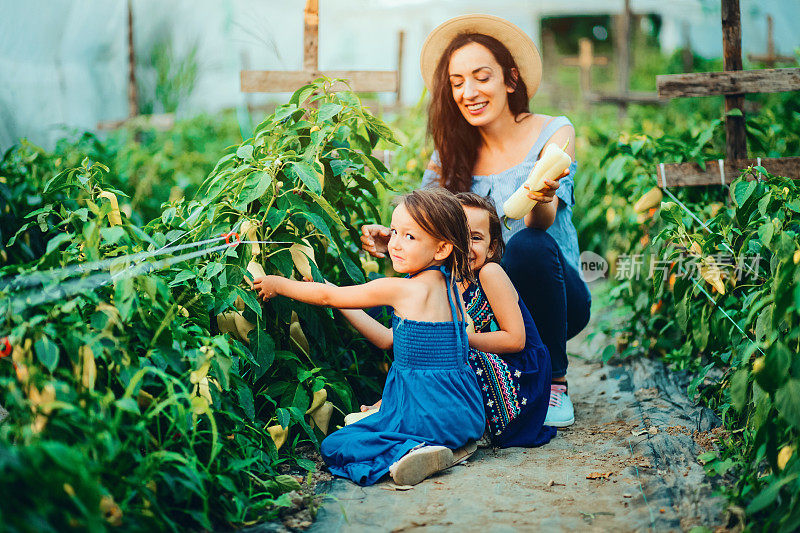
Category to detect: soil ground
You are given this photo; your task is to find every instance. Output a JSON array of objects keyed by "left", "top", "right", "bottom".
[{"left": 302, "top": 293, "right": 729, "bottom": 533}]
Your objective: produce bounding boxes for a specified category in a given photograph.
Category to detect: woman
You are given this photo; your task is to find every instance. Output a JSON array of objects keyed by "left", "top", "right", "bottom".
[{"left": 361, "top": 14, "right": 590, "bottom": 427}]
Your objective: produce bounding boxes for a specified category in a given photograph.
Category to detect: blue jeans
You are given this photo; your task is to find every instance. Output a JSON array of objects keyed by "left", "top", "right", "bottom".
[{"left": 502, "top": 229, "right": 591, "bottom": 379}]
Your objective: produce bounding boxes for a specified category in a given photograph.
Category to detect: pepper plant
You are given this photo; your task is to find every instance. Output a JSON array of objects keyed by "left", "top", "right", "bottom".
[{"left": 0, "top": 79, "right": 397, "bottom": 530}]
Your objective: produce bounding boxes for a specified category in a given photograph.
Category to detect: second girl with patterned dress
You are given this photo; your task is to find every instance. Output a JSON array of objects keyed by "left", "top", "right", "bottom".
[{"left": 456, "top": 192, "right": 556, "bottom": 448}]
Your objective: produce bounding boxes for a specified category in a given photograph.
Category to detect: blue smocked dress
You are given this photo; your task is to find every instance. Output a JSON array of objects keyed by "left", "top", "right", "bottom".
[
  {"left": 321, "top": 266, "right": 485, "bottom": 486},
  {"left": 464, "top": 279, "right": 556, "bottom": 448}
]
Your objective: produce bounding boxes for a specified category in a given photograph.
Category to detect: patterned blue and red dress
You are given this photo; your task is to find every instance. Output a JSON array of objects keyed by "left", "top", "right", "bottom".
[{"left": 463, "top": 279, "right": 556, "bottom": 448}]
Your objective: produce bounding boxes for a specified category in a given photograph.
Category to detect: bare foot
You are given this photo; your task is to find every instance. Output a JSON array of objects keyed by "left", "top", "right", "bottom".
[{"left": 360, "top": 399, "right": 382, "bottom": 412}]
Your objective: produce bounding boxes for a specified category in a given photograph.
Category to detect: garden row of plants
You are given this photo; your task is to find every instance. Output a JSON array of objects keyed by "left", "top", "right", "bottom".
[
  {"left": 583, "top": 91, "right": 800, "bottom": 532},
  {"left": 0, "top": 80, "right": 396, "bottom": 530}
]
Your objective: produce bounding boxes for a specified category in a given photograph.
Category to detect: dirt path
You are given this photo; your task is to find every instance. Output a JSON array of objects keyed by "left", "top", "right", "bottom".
[{"left": 307, "top": 300, "right": 728, "bottom": 532}]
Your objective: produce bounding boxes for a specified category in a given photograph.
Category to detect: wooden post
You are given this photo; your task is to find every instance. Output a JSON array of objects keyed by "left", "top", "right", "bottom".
[
  {"left": 396, "top": 30, "right": 405, "bottom": 106},
  {"left": 682, "top": 21, "right": 694, "bottom": 73},
  {"left": 722, "top": 0, "right": 746, "bottom": 160},
  {"left": 615, "top": 0, "right": 631, "bottom": 99},
  {"left": 127, "top": 0, "right": 138, "bottom": 118},
  {"left": 747, "top": 15, "right": 796, "bottom": 67},
  {"left": 303, "top": 0, "right": 319, "bottom": 71}
]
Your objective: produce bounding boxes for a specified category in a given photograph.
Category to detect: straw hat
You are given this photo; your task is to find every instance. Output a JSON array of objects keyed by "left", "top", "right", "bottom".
[{"left": 420, "top": 14, "right": 542, "bottom": 96}]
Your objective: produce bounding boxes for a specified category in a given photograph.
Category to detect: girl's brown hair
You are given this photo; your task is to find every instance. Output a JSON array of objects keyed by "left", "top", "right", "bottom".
[
  {"left": 428, "top": 33, "right": 530, "bottom": 192},
  {"left": 456, "top": 192, "right": 505, "bottom": 262},
  {"left": 401, "top": 188, "right": 474, "bottom": 284}
]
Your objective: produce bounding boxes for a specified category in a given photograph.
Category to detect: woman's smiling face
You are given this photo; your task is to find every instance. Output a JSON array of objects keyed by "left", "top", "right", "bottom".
[{"left": 448, "top": 42, "right": 515, "bottom": 127}]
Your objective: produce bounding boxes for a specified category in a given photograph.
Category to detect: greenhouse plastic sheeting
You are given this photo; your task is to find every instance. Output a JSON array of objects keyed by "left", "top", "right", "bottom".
[{"left": 2, "top": 0, "right": 798, "bottom": 150}]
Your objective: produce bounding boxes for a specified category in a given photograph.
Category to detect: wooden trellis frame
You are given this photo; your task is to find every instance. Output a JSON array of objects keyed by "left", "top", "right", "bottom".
[
  {"left": 747, "top": 15, "right": 796, "bottom": 68},
  {"left": 655, "top": 0, "right": 800, "bottom": 187},
  {"left": 240, "top": 0, "right": 399, "bottom": 96},
  {"left": 97, "top": 0, "right": 175, "bottom": 131},
  {"left": 560, "top": 1, "right": 662, "bottom": 112}
]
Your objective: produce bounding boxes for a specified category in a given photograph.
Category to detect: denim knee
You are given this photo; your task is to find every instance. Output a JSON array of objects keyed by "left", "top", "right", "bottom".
[{"left": 503, "top": 228, "right": 561, "bottom": 278}]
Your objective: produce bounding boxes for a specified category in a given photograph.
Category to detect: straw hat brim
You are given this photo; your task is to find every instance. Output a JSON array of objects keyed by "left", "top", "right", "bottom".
[{"left": 420, "top": 14, "right": 542, "bottom": 97}]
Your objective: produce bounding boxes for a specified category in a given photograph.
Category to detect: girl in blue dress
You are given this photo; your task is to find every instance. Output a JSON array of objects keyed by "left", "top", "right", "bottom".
[
  {"left": 253, "top": 188, "right": 484, "bottom": 486},
  {"left": 456, "top": 192, "right": 556, "bottom": 448}
]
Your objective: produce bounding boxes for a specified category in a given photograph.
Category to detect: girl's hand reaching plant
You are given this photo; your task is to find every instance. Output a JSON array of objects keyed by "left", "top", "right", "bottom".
[{"left": 253, "top": 276, "right": 282, "bottom": 301}]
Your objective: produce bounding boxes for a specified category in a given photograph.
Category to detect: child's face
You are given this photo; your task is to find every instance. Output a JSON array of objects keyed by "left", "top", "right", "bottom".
[
  {"left": 388, "top": 203, "right": 451, "bottom": 274},
  {"left": 463, "top": 205, "right": 493, "bottom": 271}
]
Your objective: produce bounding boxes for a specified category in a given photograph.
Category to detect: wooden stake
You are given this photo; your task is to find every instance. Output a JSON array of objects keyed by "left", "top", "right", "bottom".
[
  {"left": 303, "top": 0, "right": 319, "bottom": 71},
  {"left": 396, "top": 30, "right": 405, "bottom": 106},
  {"left": 681, "top": 21, "right": 694, "bottom": 73},
  {"left": 722, "top": 0, "right": 746, "bottom": 160},
  {"left": 127, "top": 0, "right": 138, "bottom": 118},
  {"left": 747, "top": 15, "right": 796, "bottom": 67},
  {"left": 615, "top": 0, "right": 631, "bottom": 99}
]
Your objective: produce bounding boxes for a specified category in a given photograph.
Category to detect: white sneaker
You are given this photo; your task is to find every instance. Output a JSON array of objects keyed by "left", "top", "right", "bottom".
[
  {"left": 544, "top": 384, "right": 575, "bottom": 427},
  {"left": 390, "top": 446, "right": 454, "bottom": 486}
]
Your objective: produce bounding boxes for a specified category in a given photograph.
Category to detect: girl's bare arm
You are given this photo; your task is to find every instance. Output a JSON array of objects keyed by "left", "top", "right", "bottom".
[
  {"left": 253, "top": 275, "right": 404, "bottom": 310},
  {"left": 466, "top": 263, "right": 526, "bottom": 354},
  {"left": 338, "top": 308, "right": 393, "bottom": 350}
]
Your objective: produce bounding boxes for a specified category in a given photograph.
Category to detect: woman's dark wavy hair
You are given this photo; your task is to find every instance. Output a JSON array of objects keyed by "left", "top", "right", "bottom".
[
  {"left": 401, "top": 188, "right": 475, "bottom": 285},
  {"left": 428, "top": 33, "right": 530, "bottom": 192},
  {"left": 455, "top": 192, "right": 505, "bottom": 263}
]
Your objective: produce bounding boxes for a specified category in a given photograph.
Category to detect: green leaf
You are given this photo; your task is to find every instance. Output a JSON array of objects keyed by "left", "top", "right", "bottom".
[
  {"left": 317, "top": 103, "right": 343, "bottom": 122},
  {"left": 292, "top": 386, "right": 309, "bottom": 412},
  {"left": 288, "top": 161, "right": 322, "bottom": 194},
  {"left": 234, "top": 286, "right": 262, "bottom": 319},
  {"left": 170, "top": 270, "right": 196, "bottom": 286},
  {"left": 237, "top": 383, "right": 255, "bottom": 421},
  {"left": 276, "top": 407, "right": 290, "bottom": 429},
  {"left": 236, "top": 145, "right": 254, "bottom": 161},
  {"left": 729, "top": 368, "right": 750, "bottom": 412},
  {"left": 756, "top": 343, "right": 791, "bottom": 392},
  {"left": 236, "top": 170, "right": 272, "bottom": 207},
  {"left": 677, "top": 293, "right": 689, "bottom": 333},
  {"left": 660, "top": 202, "right": 683, "bottom": 226},
  {"left": 275, "top": 474, "right": 302, "bottom": 492},
  {"left": 100, "top": 227, "right": 125, "bottom": 245},
  {"left": 197, "top": 278, "right": 212, "bottom": 294},
  {"left": 605, "top": 156, "right": 627, "bottom": 183},
  {"left": 205, "top": 262, "right": 225, "bottom": 279},
  {"left": 114, "top": 397, "right": 140, "bottom": 414},
  {"left": 45, "top": 232, "right": 73, "bottom": 255},
  {"left": 746, "top": 473, "right": 798, "bottom": 513},
  {"left": 291, "top": 84, "right": 316, "bottom": 106},
  {"left": 34, "top": 336, "right": 59, "bottom": 372},
  {"left": 304, "top": 189, "right": 345, "bottom": 229},
  {"left": 339, "top": 251, "right": 365, "bottom": 284},
  {"left": 253, "top": 330, "right": 275, "bottom": 378},
  {"left": 726, "top": 108, "right": 743, "bottom": 117},
  {"left": 733, "top": 180, "right": 757, "bottom": 208},
  {"left": 757, "top": 222, "right": 774, "bottom": 248},
  {"left": 754, "top": 304, "right": 773, "bottom": 342},
  {"left": 362, "top": 113, "right": 399, "bottom": 145},
  {"left": 295, "top": 457, "right": 317, "bottom": 472},
  {"left": 775, "top": 379, "right": 800, "bottom": 429}
]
